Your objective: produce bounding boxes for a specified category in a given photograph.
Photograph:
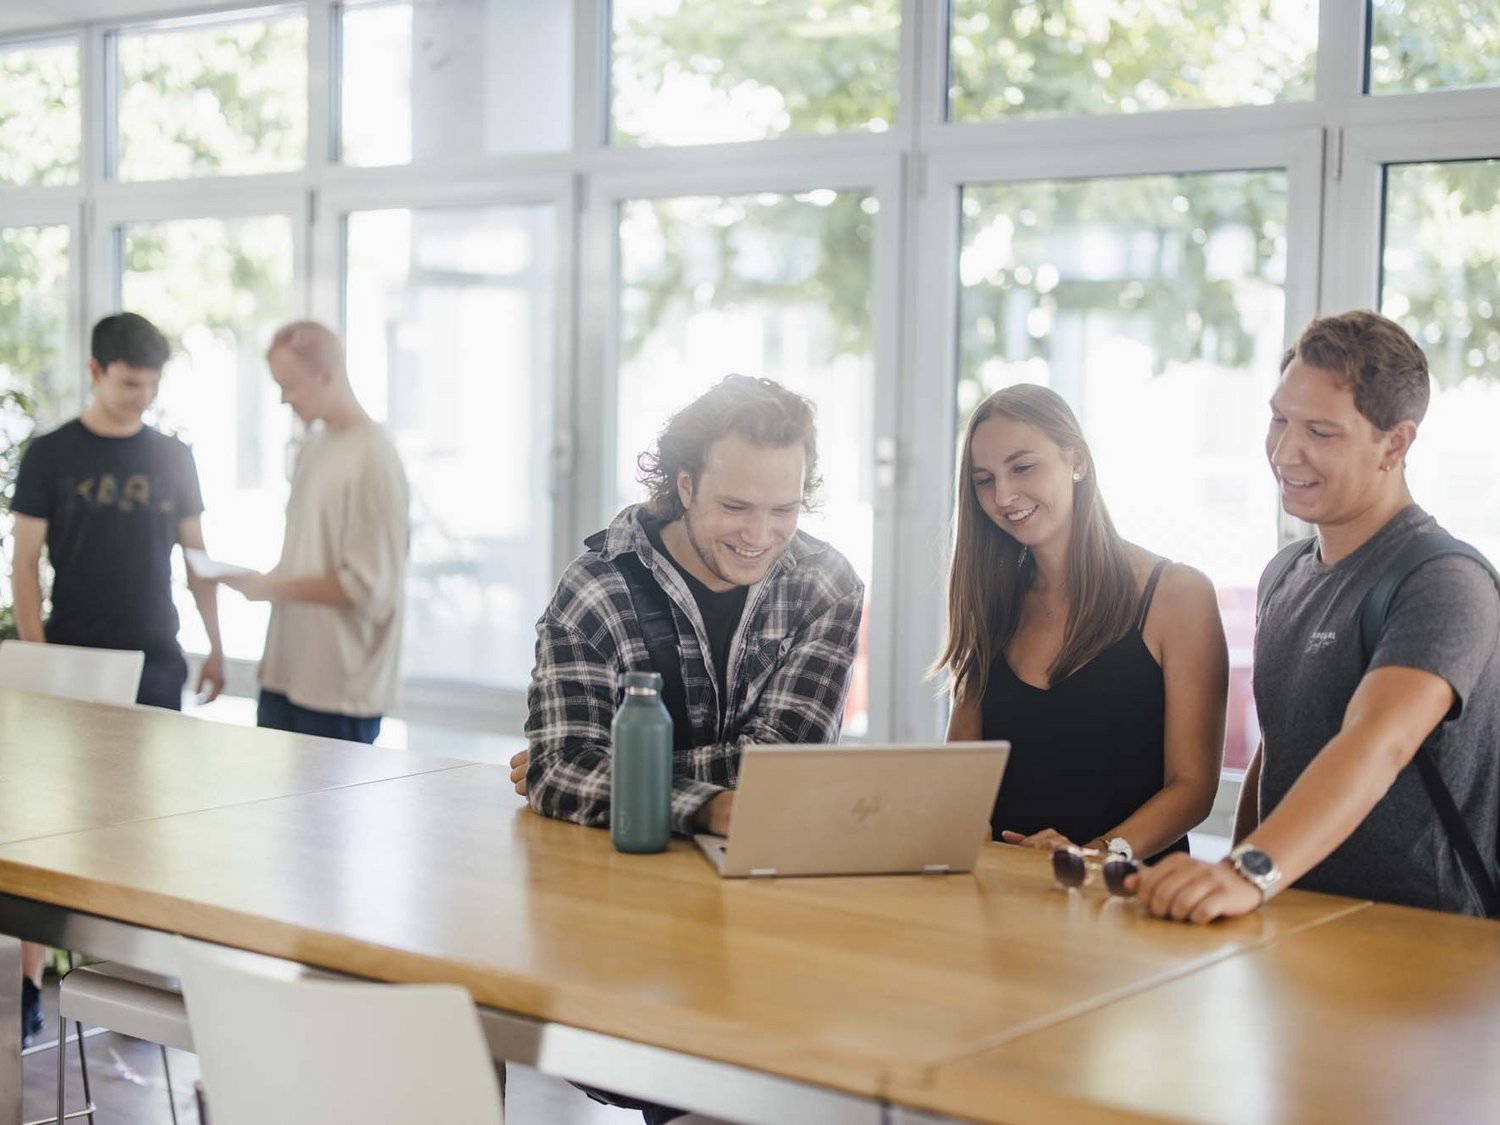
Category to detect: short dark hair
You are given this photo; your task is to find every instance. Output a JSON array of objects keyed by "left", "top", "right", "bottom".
[
  {"left": 91, "top": 313, "right": 170, "bottom": 372},
  {"left": 1280, "top": 310, "right": 1430, "bottom": 431},
  {"left": 636, "top": 374, "right": 821, "bottom": 521}
]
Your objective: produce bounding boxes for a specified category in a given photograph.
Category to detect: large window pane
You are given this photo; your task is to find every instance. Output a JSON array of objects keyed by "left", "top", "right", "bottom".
[
  {"left": 611, "top": 0, "right": 899, "bottom": 147},
  {"left": 1369, "top": 0, "right": 1500, "bottom": 94},
  {"left": 120, "top": 215, "right": 296, "bottom": 660},
  {"left": 339, "top": 0, "right": 572, "bottom": 166},
  {"left": 1382, "top": 159, "right": 1500, "bottom": 561},
  {"left": 0, "top": 37, "right": 80, "bottom": 186},
  {"left": 616, "top": 191, "right": 876, "bottom": 733},
  {"left": 115, "top": 10, "right": 308, "bottom": 181},
  {"left": 949, "top": 0, "right": 1318, "bottom": 120},
  {"left": 0, "top": 225, "right": 73, "bottom": 423},
  {"left": 958, "top": 171, "right": 1288, "bottom": 769},
  {"left": 346, "top": 204, "right": 557, "bottom": 689}
]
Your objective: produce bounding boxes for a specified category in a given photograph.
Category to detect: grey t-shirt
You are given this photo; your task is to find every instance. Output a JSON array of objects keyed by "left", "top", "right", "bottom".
[{"left": 1255, "top": 505, "right": 1500, "bottom": 915}]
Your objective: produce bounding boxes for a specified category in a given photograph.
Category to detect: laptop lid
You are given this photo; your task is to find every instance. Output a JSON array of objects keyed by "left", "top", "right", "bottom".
[{"left": 698, "top": 741, "right": 1008, "bottom": 878}]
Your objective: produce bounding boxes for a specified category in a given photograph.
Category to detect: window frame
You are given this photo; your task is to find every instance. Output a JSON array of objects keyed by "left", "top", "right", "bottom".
[
  {"left": 584, "top": 153, "right": 905, "bottom": 739},
  {"left": 0, "top": 0, "right": 1493, "bottom": 775}
]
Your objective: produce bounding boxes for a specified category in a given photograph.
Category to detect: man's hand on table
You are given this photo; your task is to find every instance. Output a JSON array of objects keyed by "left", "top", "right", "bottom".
[
  {"left": 694, "top": 791, "right": 734, "bottom": 836},
  {"left": 509, "top": 749, "right": 529, "bottom": 796},
  {"left": 1130, "top": 854, "right": 1262, "bottom": 924}
]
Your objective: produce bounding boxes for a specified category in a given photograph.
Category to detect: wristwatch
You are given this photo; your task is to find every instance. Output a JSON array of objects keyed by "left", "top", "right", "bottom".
[
  {"left": 1226, "top": 843, "right": 1283, "bottom": 902},
  {"left": 1105, "top": 836, "right": 1133, "bottom": 861}
]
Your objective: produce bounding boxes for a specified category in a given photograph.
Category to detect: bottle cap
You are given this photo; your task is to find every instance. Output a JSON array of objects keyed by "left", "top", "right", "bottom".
[{"left": 621, "top": 671, "right": 664, "bottom": 691}]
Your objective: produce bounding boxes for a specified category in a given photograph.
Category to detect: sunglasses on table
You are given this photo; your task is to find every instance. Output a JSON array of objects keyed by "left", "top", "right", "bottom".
[{"left": 1050, "top": 845, "right": 1140, "bottom": 897}]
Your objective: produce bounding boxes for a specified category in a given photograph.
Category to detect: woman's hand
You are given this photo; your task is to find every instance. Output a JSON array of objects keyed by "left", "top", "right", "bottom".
[{"left": 999, "top": 827, "right": 1074, "bottom": 852}]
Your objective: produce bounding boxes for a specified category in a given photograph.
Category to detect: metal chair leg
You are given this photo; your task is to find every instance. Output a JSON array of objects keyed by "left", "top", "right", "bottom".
[
  {"left": 72, "top": 1019, "right": 93, "bottom": 1125},
  {"left": 55, "top": 994, "right": 66, "bottom": 1125},
  {"left": 160, "top": 1044, "right": 179, "bottom": 1125}
]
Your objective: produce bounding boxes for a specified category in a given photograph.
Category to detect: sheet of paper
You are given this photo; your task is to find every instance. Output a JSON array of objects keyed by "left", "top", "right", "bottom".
[{"left": 183, "top": 547, "right": 256, "bottom": 581}]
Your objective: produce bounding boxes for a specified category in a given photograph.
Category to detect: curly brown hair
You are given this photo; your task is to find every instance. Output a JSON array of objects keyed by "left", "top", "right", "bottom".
[
  {"left": 1281, "top": 310, "right": 1430, "bottom": 431},
  {"left": 637, "top": 374, "right": 822, "bottom": 521}
]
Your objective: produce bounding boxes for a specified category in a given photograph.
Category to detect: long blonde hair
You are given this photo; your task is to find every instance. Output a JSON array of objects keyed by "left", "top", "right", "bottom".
[{"left": 934, "top": 384, "right": 1137, "bottom": 701}]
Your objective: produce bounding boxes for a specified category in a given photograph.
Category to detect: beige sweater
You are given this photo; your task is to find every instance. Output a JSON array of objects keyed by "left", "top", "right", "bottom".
[{"left": 258, "top": 420, "right": 409, "bottom": 717}]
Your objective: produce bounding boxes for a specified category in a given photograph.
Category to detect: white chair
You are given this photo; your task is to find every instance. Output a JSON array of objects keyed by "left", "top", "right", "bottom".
[
  {"left": 51, "top": 960, "right": 191, "bottom": 1125},
  {"left": 175, "top": 937, "right": 504, "bottom": 1125},
  {"left": 0, "top": 640, "right": 144, "bottom": 706}
]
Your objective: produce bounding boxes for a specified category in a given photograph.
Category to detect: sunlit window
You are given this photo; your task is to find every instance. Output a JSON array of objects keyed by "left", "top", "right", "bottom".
[
  {"left": 345, "top": 204, "right": 558, "bottom": 689},
  {"left": 120, "top": 215, "right": 297, "bottom": 660},
  {"left": 0, "top": 37, "right": 80, "bottom": 186},
  {"left": 0, "top": 226, "right": 73, "bottom": 424},
  {"left": 958, "top": 170, "right": 1289, "bottom": 768},
  {"left": 1383, "top": 159, "right": 1500, "bottom": 561},
  {"left": 338, "top": 0, "right": 572, "bottom": 166},
  {"left": 949, "top": 0, "right": 1318, "bottom": 120},
  {"left": 1368, "top": 0, "right": 1500, "bottom": 95},
  {"left": 114, "top": 9, "right": 308, "bottom": 181},
  {"left": 617, "top": 191, "right": 877, "bottom": 732},
  {"left": 611, "top": 0, "right": 900, "bottom": 146}
]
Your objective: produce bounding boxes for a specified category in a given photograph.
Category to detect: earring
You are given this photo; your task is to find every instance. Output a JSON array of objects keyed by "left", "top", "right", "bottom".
[
  {"left": 1017, "top": 545, "right": 1029, "bottom": 570},
  {"left": 1380, "top": 463, "right": 1393, "bottom": 473}
]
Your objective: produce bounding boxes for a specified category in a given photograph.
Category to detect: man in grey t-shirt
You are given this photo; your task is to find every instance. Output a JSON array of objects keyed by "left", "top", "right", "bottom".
[
  {"left": 1254, "top": 505, "right": 1499, "bottom": 913},
  {"left": 1136, "top": 310, "right": 1500, "bottom": 922}
]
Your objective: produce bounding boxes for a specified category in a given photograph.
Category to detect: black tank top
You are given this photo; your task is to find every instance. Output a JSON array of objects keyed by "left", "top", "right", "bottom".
[{"left": 981, "top": 560, "right": 1188, "bottom": 861}]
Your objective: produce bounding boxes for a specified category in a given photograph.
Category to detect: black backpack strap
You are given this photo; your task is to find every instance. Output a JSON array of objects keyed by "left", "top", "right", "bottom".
[
  {"left": 1256, "top": 536, "right": 1317, "bottom": 622},
  {"left": 1358, "top": 531, "right": 1500, "bottom": 918},
  {"left": 1412, "top": 748, "right": 1500, "bottom": 917},
  {"left": 1358, "top": 532, "right": 1495, "bottom": 658},
  {"left": 615, "top": 551, "right": 693, "bottom": 755}
]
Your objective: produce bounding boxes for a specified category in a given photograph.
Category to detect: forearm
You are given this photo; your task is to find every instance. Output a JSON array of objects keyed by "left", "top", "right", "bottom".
[
  {"left": 189, "top": 580, "right": 224, "bottom": 652},
  {"left": 1232, "top": 745, "right": 1263, "bottom": 845},
  {"left": 1106, "top": 775, "right": 1217, "bottom": 859},
  {"left": 1242, "top": 726, "right": 1406, "bottom": 886},
  {"left": 526, "top": 741, "right": 614, "bottom": 828},
  {"left": 266, "top": 573, "right": 350, "bottom": 607},
  {"left": 12, "top": 569, "right": 44, "bottom": 642}
]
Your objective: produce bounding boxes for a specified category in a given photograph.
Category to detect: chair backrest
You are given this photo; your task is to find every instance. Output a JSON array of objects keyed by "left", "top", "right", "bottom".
[
  {"left": 174, "top": 938, "right": 504, "bottom": 1125},
  {"left": 0, "top": 640, "right": 144, "bottom": 706}
]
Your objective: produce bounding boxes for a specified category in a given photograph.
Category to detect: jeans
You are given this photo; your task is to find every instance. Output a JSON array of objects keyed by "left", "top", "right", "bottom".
[{"left": 256, "top": 689, "right": 381, "bottom": 744}]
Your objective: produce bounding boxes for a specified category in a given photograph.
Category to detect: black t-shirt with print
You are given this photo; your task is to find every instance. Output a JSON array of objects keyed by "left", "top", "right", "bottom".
[{"left": 11, "top": 419, "right": 203, "bottom": 658}]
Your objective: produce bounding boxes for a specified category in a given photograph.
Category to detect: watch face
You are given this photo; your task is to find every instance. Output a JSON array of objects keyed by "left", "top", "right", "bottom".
[{"left": 1239, "top": 849, "right": 1275, "bottom": 878}]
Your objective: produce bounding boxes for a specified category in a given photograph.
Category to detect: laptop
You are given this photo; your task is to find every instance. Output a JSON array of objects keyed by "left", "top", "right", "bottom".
[{"left": 694, "top": 741, "right": 1009, "bottom": 878}]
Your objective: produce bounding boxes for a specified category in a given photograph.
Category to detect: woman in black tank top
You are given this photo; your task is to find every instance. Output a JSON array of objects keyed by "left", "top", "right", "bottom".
[{"left": 934, "top": 386, "right": 1228, "bottom": 863}]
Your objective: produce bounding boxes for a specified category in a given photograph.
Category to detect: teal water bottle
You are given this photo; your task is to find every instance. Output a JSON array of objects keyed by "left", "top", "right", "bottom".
[{"left": 611, "top": 671, "right": 673, "bottom": 853}]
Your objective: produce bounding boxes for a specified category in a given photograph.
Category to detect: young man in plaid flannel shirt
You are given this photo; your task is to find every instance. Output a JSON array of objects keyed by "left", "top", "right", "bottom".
[{"left": 511, "top": 374, "right": 864, "bottom": 839}]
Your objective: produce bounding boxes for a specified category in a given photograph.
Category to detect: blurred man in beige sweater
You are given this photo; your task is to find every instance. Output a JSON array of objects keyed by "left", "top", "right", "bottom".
[{"left": 221, "top": 320, "right": 408, "bottom": 743}]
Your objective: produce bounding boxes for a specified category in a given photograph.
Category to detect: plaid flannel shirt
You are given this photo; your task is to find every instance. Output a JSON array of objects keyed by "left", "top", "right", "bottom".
[{"left": 525, "top": 504, "right": 864, "bottom": 834}]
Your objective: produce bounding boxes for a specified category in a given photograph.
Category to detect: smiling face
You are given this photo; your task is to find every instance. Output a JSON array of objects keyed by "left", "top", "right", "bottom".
[
  {"left": 1267, "top": 358, "right": 1413, "bottom": 530},
  {"left": 673, "top": 433, "right": 805, "bottom": 590},
  {"left": 968, "top": 413, "right": 1084, "bottom": 551}
]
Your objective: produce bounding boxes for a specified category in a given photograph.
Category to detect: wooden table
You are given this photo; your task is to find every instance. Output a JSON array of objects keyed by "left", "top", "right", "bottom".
[
  {"left": 0, "top": 690, "right": 469, "bottom": 844},
  {"left": 0, "top": 703, "right": 1376, "bottom": 1124},
  {"left": 891, "top": 903, "right": 1500, "bottom": 1124},
  {"left": 0, "top": 688, "right": 468, "bottom": 1123}
]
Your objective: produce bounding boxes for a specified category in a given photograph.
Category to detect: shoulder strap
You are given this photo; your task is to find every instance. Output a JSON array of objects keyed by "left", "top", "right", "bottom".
[
  {"left": 1134, "top": 559, "right": 1170, "bottom": 632},
  {"left": 1413, "top": 749, "right": 1500, "bottom": 917},
  {"left": 1256, "top": 536, "right": 1317, "bottom": 621},
  {"left": 615, "top": 552, "right": 693, "bottom": 755},
  {"left": 1358, "top": 532, "right": 1496, "bottom": 660},
  {"left": 1357, "top": 530, "right": 1500, "bottom": 918}
]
